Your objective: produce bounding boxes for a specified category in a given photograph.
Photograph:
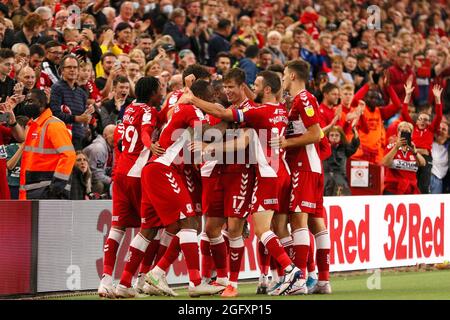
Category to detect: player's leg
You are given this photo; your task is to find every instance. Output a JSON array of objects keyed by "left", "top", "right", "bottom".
[
  {"left": 177, "top": 216, "right": 226, "bottom": 297},
  {"left": 256, "top": 239, "right": 270, "bottom": 294},
  {"left": 306, "top": 230, "right": 318, "bottom": 292},
  {"left": 201, "top": 175, "right": 223, "bottom": 283},
  {"left": 98, "top": 226, "right": 125, "bottom": 298},
  {"left": 200, "top": 231, "right": 213, "bottom": 282},
  {"left": 153, "top": 224, "right": 178, "bottom": 266},
  {"left": 144, "top": 163, "right": 224, "bottom": 297},
  {"left": 138, "top": 228, "right": 163, "bottom": 277},
  {"left": 99, "top": 174, "right": 138, "bottom": 298},
  {"left": 273, "top": 213, "right": 293, "bottom": 278},
  {"left": 290, "top": 212, "right": 309, "bottom": 281},
  {"left": 288, "top": 170, "right": 322, "bottom": 289},
  {"left": 116, "top": 227, "right": 159, "bottom": 298},
  {"left": 222, "top": 216, "right": 246, "bottom": 297},
  {"left": 146, "top": 221, "right": 180, "bottom": 297},
  {"left": 152, "top": 216, "right": 201, "bottom": 282},
  {"left": 253, "top": 209, "right": 301, "bottom": 296},
  {"left": 205, "top": 216, "right": 228, "bottom": 286},
  {"left": 308, "top": 216, "right": 331, "bottom": 294},
  {"left": 135, "top": 228, "right": 164, "bottom": 296}
]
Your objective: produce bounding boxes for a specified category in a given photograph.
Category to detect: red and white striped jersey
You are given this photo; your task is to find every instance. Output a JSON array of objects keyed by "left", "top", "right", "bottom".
[
  {"left": 159, "top": 89, "right": 184, "bottom": 124},
  {"left": 232, "top": 102, "right": 289, "bottom": 177},
  {"left": 152, "top": 104, "right": 206, "bottom": 167},
  {"left": 115, "top": 102, "right": 158, "bottom": 177},
  {"left": 285, "top": 89, "right": 322, "bottom": 174}
]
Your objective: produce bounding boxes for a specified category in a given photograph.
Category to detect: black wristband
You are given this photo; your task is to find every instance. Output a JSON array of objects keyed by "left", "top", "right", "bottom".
[{"left": 8, "top": 122, "right": 17, "bottom": 127}]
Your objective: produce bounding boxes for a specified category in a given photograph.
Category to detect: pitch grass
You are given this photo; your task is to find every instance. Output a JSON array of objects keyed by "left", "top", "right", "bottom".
[{"left": 54, "top": 269, "right": 450, "bottom": 300}]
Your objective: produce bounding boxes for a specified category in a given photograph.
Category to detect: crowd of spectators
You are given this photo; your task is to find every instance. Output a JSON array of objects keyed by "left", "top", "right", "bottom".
[{"left": 0, "top": 0, "right": 450, "bottom": 200}]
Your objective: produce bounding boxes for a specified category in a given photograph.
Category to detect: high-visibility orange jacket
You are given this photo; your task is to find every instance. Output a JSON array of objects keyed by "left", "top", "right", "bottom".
[{"left": 20, "top": 108, "right": 76, "bottom": 200}]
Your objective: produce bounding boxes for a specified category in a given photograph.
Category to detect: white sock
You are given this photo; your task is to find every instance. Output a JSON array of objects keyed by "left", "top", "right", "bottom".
[
  {"left": 309, "top": 271, "right": 318, "bottom": 279},
  {"left": 152, "top": 265, "right": 165, "bottom": 277},
  {"left": 101, "top": 274, "right": 112, "bottom": 284},
  {"left": 270, "top": 269, "right": 279, "bottom": 282}
]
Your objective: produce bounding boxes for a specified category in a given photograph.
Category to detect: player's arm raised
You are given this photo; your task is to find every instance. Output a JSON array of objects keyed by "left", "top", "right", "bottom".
[{"left": 183, "top": 88, "right": 235, "bottom": 122}]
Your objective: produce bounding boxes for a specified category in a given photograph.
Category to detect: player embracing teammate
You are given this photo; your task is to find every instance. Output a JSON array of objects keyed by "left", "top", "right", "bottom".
[{"left": 98, "top": 60, "right": 331, "bottom": 298}]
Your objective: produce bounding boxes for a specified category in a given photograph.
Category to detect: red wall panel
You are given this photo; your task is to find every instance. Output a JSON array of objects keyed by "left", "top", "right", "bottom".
[{"left": 0, "top": 201, "right": 32, "bottom": 296}]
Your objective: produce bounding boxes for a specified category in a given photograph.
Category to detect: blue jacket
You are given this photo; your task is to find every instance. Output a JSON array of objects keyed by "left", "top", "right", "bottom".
[
  {"left": 239, "top": 58, "right": 260, "bottom": 86},
  {"left": 50, "top": 80, "right": 88, "bottom": 140},
  {"left": 162, "top": 21, "right": 190, "bottom": 51},
  {"left": 208, "top": 32, "right": 230, "bottom": 66}
]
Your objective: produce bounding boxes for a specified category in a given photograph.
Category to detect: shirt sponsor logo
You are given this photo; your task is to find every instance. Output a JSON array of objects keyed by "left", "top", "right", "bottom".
[
  {"left": 392, "top": 159, "right": 418, "bottom": 172},
  {"left": 112, "top": 216, "right": 119, "bottom": 221},
  {"left": 301, "top": 201, "right": 316, "bottom": 209},
  {"left": 264, "top": 198, "right": 279, "bottom": 205}
]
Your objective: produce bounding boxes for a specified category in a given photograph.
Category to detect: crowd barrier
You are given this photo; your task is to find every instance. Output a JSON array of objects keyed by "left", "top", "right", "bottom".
[{"left": 1, "top": 195, "right": 449, "bottom": 296}]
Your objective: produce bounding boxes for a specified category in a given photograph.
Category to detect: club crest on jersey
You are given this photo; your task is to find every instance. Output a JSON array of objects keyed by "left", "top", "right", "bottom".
[{"left": 305, "top": 105, "right": 315, "bottom": 117}]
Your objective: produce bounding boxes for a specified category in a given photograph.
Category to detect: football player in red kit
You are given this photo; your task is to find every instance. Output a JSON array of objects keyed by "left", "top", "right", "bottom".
[
  {"left": 184, "top": 70, "right": 303, "bottom": 296},
  {"left": 149, "top": 65, "right": 213, "bottom": 276},
  {"left": 143, "top": 80, "right": 225, "bottom": 298},
  {"left": 189, "top": 69, "right": 259, "bottom": 297},
  {"left": 98, "top": 77, "right": 162, "bottom": 298},
  {"left": 272, "top": 59, "right": 332, "bottom": 294}
]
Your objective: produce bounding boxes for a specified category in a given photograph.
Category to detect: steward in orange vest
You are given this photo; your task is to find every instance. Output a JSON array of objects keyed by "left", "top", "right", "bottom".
[{"left": 20, "top": 89, "right": 76, "bottom": 199}]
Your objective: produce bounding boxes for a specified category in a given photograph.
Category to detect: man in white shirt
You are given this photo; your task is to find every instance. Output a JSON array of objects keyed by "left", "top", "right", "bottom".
[{"left": 431, "top": 121, "right": 449, "bottom": 194}]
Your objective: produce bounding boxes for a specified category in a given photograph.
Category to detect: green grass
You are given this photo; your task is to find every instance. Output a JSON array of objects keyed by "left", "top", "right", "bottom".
[{"left": 55, "top": 270, "right": 450, "bottom": 300}]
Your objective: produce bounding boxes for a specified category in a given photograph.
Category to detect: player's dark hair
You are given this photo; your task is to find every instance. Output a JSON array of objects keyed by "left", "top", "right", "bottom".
[
  {"left": 285, "top": 59, "right": 310, "bottom": 83},
  {"left": 223, "top": 68, "right": 246, "bottom": 85},
  {"left": 258, "top": 70, "right": 281, "bottom": 95},
  {"left": 135, "top": 76, "right": 160, "bottom": 103},
  {"left": 191, "top": 80, "right": 215, "bottom": 102},
  {"left": 182, "top": 64, "right": 211, "bottom": 85},
  {"left": 267, "top": 64, "right": 284, "bottom": 75},
  {"left": 322, "top": 83, "right": 339, "bottom": 95}
]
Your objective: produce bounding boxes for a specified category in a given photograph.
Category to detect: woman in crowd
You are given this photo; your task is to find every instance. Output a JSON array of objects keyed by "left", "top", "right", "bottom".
[
  {"left": 324, "top": 124, "right": 360, "bottom": 196},
  {"left": 70, "top": 151, "right": 93, "bottom": 200}
]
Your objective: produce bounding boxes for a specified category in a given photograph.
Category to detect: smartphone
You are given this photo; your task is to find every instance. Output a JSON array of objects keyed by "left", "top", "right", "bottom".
[
  {"left": 0, "top": 112, "right": 10, "bottom": 124},
  {"left": 114, "top": 60, "right": 121, "bottom": 68},
  {"left": 400, "top": 130, "right": 412, "bottom": 146}
]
